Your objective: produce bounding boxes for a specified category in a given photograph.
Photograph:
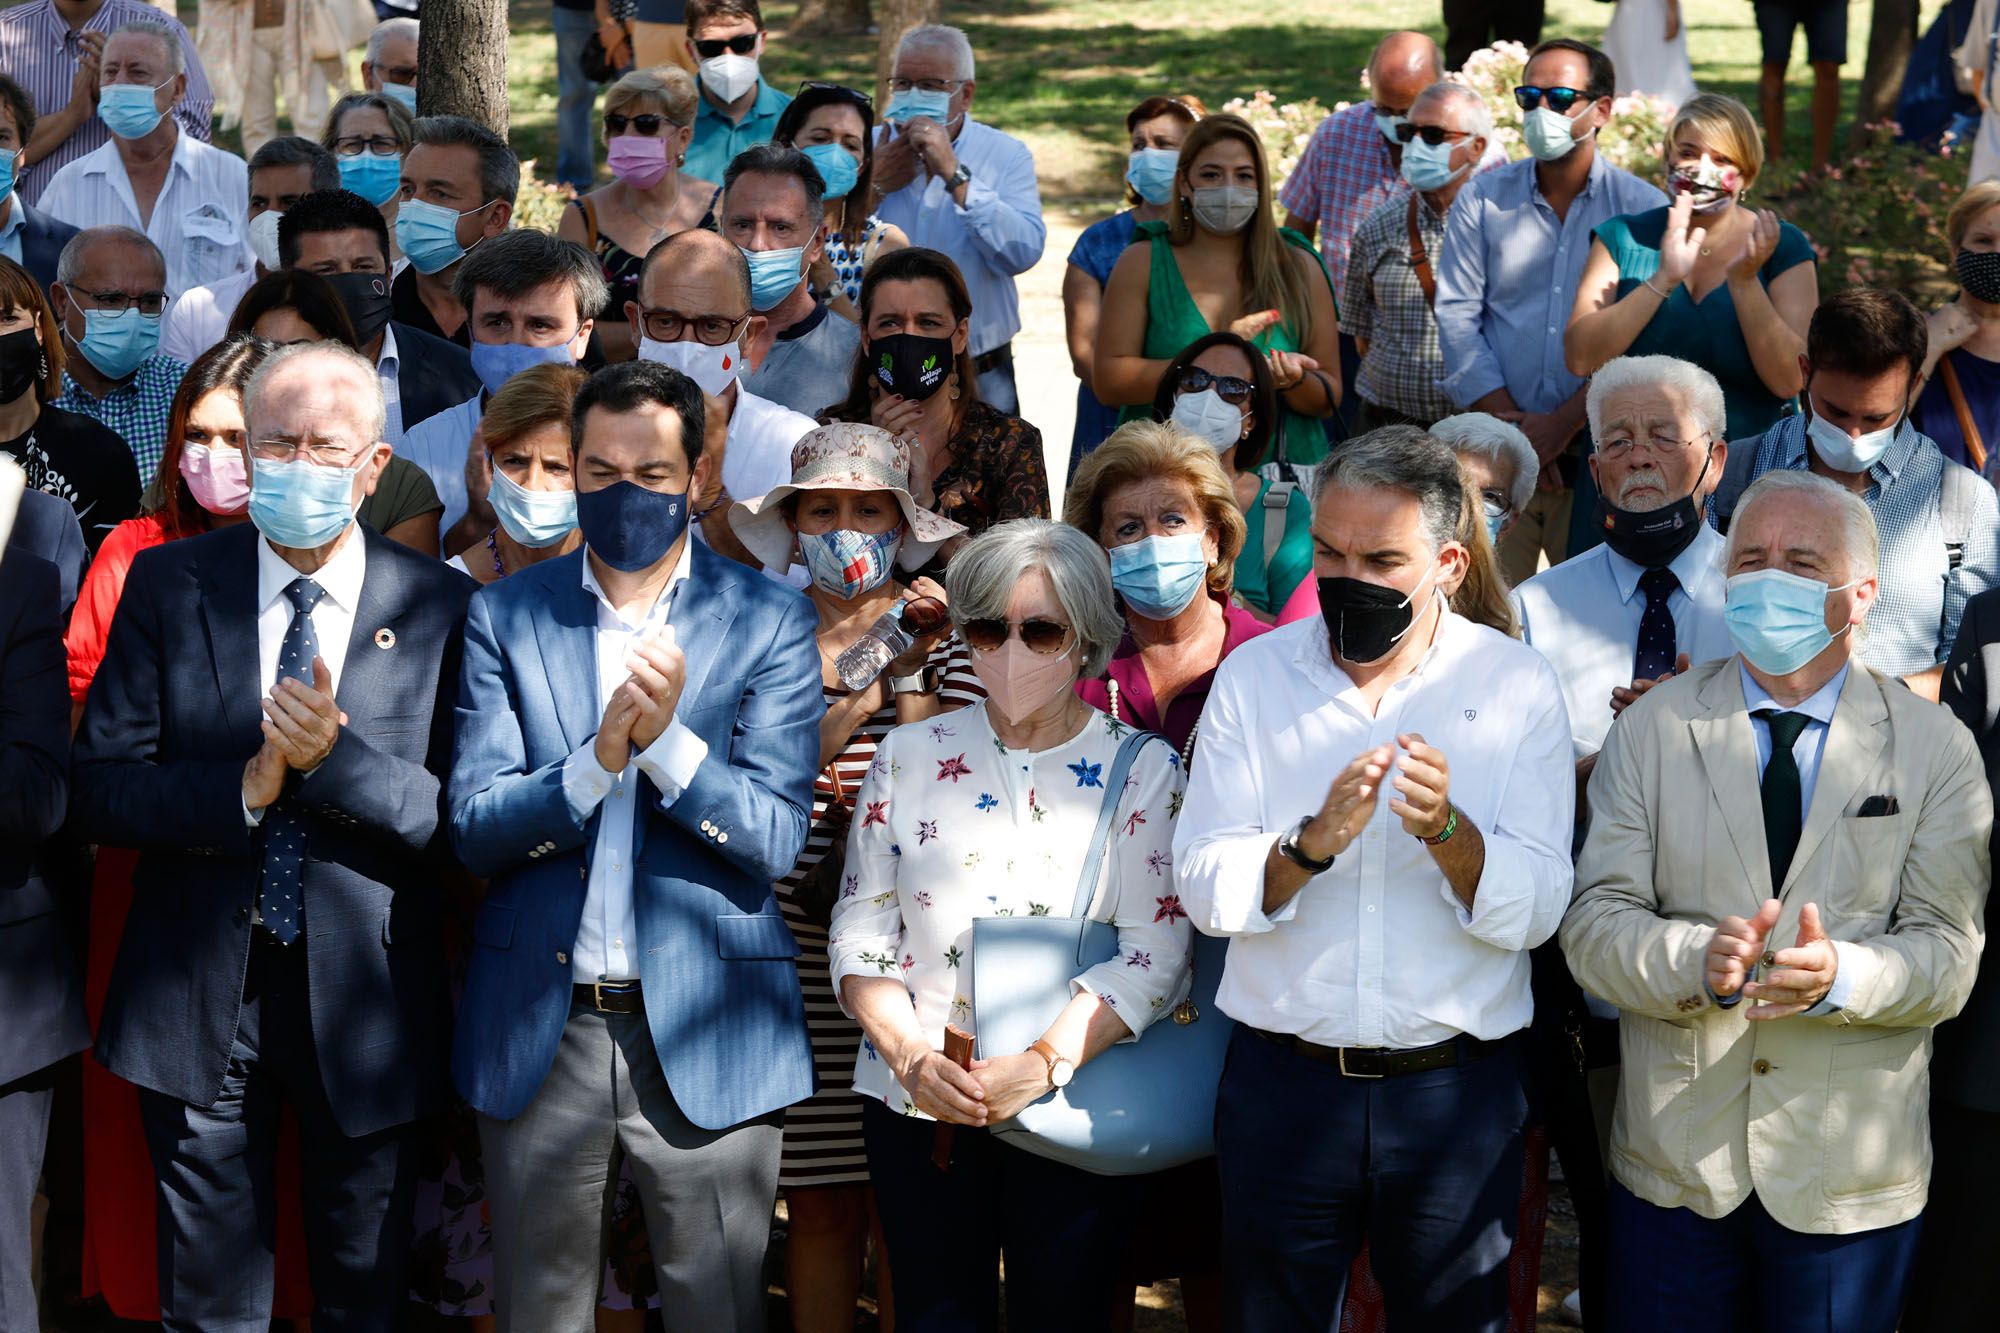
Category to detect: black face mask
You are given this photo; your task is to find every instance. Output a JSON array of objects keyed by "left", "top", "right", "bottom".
[
  {"left": 0, "top": 327, "right": 39, "bottom": 404},
  {"left": 1597, "top": 446, "right": 1712, "bottom": 569},
  {"left": 870, "top": 331, "right": 955, "bottom": 401},
  {"left": 326, "top": 271, "right": 394, "bottom": 346},
  {"left": 1959, "top": 249, "right": 2000, "bottom": 305},
  {"left": 1317, "top": 568, "right": 1431, "bottom": 665}
]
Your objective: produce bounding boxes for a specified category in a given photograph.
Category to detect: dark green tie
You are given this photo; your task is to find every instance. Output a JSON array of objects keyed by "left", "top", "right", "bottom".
[{"left": 1759, "top": 710, "right": 1811, "bottom": 891}]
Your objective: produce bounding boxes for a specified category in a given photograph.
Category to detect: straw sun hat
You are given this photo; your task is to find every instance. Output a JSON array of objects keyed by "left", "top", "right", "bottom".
[{"left": 729, "top": 421, "right": 966, "bottom": 574}]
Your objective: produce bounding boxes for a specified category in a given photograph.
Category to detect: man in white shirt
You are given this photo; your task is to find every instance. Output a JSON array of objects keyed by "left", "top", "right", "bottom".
[
  {"left": 869, "top": 24, "right": 1044, "bottom": 414},
  {"left": 1174, "top": 425, "right": 1575, "bottom": 1333},
  {"left": 161, "top": 136, "right": 341, "bottom": 364},
  {"left": 39, "top": 19, "right": 252, "bottom": 299}
]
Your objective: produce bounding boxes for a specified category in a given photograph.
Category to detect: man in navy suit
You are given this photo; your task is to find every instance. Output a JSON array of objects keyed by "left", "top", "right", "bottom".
[
  {"left": 0, "top": 73, "right": 80, "bottom": 291},
  {"left": 70, "top": 341, "right": 473, "bottom": 1331},
  {"left": 450, "top": 360, "right": 818, "bottom": 1330}
]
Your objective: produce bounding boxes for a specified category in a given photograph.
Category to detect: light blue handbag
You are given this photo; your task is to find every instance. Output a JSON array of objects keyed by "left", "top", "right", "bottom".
[{"left": 970, "top": 729, "right": 1234, "bottom": 1176}]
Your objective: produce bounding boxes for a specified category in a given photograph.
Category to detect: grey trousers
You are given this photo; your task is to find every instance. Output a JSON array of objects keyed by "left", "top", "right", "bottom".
[
  {"left": 478, "top": 1002, "right": 783, "bottom": 1333},
  {"left": 0, "top": 1067, "right": 54, "bottom": 1333}
]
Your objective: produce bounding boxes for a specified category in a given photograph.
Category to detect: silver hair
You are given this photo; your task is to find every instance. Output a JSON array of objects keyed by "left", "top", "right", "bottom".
[
  {"left": 1587, "top": 354, "right": 1728, "bottom": 446},
  {"left": 896, "top": 24, "right": 975, "bottom": 82},
  {"left": 55, "top": 225, "right": 162, "bottom": 287},
  {"left": 243, "top": 341, "right": 389, "bottom": 451},
  {"left": 1311, "top": 425, "right": 1463, "bottom": 554},
  {"left": 368, "top": 17, "right": 419, "bottom": 67},
  {"left": 1728, "top": 471, "right": 1880, "bottom": 582},
  {"left": 946, "top": 519, "right": 1123, "bottom": 680},
  {"left": 1412, "top": 81, "right": 1492, "bottom": 141},
  {"left": 110, "top": 18, "right": 184, "bottom": 76},
  {"left": 1430, "top": 412, "right": 1535, "bottom": 515}
]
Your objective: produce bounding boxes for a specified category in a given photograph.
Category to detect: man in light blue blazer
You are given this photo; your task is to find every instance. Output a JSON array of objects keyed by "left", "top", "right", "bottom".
[{"left": 448, "top": 359, "right": 819, "bottom": 1331}]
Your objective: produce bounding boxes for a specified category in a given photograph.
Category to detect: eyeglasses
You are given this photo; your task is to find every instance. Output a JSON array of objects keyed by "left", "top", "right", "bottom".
[
  {"left": 1480, "top": 490, "right": 1511, "bottom": 521},
  {"left": 1394, "top": 123, "right": 1472, "bottom": 146},
  {"left": 375, "top": 64, "right": 418, "bottom": 85},
  {"left": 332, "top": 134, "right": 401, "bottom": 156},
  {"left": 249, "top": 438, "right": 370, "bottom": 467},
  {"left": 888, "top": 77, "right": 964, "bottom": 95},
  {"left": 634, "top": 305, "right": 751, "bottom": 346},
  {"left": 1595, "top": 432, "right": 1710, "bottom": 460},
  {"left": 78, "top": 288, "right": 168, "bottom": 317},
  {"left": 604, "top": 112, "right": 676, "bottom": 135},
  {"left": 797, "top": 80, "right": 872, "bottom": 110},
  {"left": 1175, "top": 365, "right": 1253, "bottom": 404},
  {"left": 960, "top": 616, "right": 1074, "bottom": 656},
  {"left": 693, "top": 33, "right": 758, "bottom": 58},
  {"left": 1513, "top": 85, "right": 1593, "bottom": 113}
]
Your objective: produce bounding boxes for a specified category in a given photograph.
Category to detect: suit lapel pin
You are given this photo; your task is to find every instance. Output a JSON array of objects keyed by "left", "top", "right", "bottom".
[
  {"left": 374, "top": 627, "right": 396, "bottom": 650},
  {"left": 1464, "top": 709, "right": 1477, "bottom": 721}
]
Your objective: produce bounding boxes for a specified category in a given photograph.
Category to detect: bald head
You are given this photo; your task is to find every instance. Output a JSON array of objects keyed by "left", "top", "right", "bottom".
[
  {"left": 1369, "top": 31, "right": 1444, "bottom": 113},
  {"left": 638, "top": 227, "right": 752, "bottom": 313}
]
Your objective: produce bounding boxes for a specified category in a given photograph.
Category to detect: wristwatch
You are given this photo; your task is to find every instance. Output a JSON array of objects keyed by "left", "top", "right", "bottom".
[
  {"left": 888, "top": 665, "right": 939, "bottom": 696},
  {"left": 1031, "top": 1039, "right": 1074, "bottom": 1089},
  {"left": 946, "top": 162, "right": 972, "bottom": 191},
  {"left": 1277, "top": 815, "right": 1336, "bottom": 873}
]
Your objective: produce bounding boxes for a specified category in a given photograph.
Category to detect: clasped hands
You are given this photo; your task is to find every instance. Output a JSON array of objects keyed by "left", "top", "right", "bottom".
[
  {"left": 243, "top": 656, "right": 347, "bottom": 812},
  {"left": 1705, "top": 898, "right": 1839, "bottom": 1019},
  {"left": 1295, "top": 733, "right": 1453, "bottom": 863},
  {"left": 593, "top": 626, "right": 688, "bottom": 774},
  {"left": 898, "top": 1041, "right": 1053, "bottom": 1126}
]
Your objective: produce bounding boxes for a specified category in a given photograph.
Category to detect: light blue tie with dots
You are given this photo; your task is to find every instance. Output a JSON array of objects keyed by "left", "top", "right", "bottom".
[{"left": 259, "top": 577, "right": 325, "bottom": 945}]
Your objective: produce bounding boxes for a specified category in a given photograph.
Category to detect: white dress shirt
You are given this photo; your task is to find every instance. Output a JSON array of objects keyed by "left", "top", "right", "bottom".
[
  {"left": 400, "top": 391, "right": 480, "bottom": 540},
  {"left": 871, "top": 117, "right": 1046, "bottom": 358},
  {"left": 1512, "top": 522, "right": 1736, "bottom": 758},
  {"left": 159, "top": 267, "right": 257, "bottom": 365},
  {"left": 39, "top": 130, "right": 252, "bottom": 299},
  {"left": 1173, "top": 613, "right": 1576, "bottom": 1049},
  {"left": 558, "top": 538, "right": 710, "bottom": 983},
  {"left": 0, "top": 193, "right": 25, "bottom": 266},
  {"left": 709, "top": 386, "right": 814, "bottom": 589},
  {"left": 376, "top": 323, "right": 406, "bottom": 449}
]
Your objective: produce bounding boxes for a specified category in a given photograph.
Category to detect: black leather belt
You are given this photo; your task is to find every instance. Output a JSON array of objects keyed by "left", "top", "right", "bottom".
[
  {"left": 1253, "top": 1027, "right": 1511, "bottom": 1078},
  {"left": 574, "top": 980, "right": 643, "bottom": 1014},
  {"left": 972, "top": 342, "right": 1013, "bottom": 375}
]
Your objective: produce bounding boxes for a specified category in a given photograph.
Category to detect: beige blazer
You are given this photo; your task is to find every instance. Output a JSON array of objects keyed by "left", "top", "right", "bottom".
[{"left": 1562, "top": 656, "right": 1992, "bottom": 1235}]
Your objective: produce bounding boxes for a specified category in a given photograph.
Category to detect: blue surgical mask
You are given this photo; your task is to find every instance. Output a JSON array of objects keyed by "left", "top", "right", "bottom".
[
  {"left": 1522, "top": 106, "right": 1585, "bottom": 162},
  {"left": 1109, "top": 532, "right": 1210, "bottom": 621},
  {"left": 1723, "top": 567, "right": 1858, "bottom": 676},
  {"left": 396, "top": 195, "right": 492, "bottom": 276},
  {"left": 799, "top": 526, "right": 902, "bottom": 599},
  {"left": 469, "top": 337, "right": 577, "bottom": 396},
  {"left": 744, "top": 244, "right": 808, "bottom": 310},
  {"left": 99, "top": 79, "right": 171, "bottom": 140},
  {"left": 800, "top": 142, "right": 860, "bottom": 201},
  {"left": 338, "top": 151, "right": 402, "bottom": 207},
  {"left": 248, "top": 456, "right": 362, "bottom": 550},
  {"left": 380, "top": 81, "right": 417, "bottom": 114},
  {"left": 1485, "top": 509, "right": 1507, "bottom": 544},
  {"left": 0, "top": 146, "right": 17, "bottom": 200},
  {"left": 1125, "top": 147, "right": 1178, "bottom": 206},
  {"left": 883, "top": 87, "right": 951, "bottom": 125},
  {"left": 1399, "top": 138, "right": 1466, "bottom": 192},
  {"left": 576, "top": 480, "right": 691, "bottom": 572},
  {"left": 1373, "top": 110, "right": 1406, "bottom": 144},
  {"left": 489, "top": 465, "right": 578, "bottom": 548},
  {"left": 67, "top": 302, "right": 160, "bottom": 380}
]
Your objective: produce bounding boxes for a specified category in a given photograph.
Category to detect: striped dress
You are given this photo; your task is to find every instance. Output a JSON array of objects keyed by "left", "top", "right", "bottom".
[{"left": 775, "top": 636, "right": 983, "bottom": 1188}]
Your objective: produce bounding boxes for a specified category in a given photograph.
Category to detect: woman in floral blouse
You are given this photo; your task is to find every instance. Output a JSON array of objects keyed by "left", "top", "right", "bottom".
[
  {"left": 824, "top": 248, "right": 1050, "bottom": 566},
  {"left": 828, "top": 519, "right": 1192, "bottom": 1329}
]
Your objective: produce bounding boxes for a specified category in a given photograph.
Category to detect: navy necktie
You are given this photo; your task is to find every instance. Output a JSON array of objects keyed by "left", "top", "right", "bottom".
[
  {"left": 1758, "top": 710, "right": 1811, "bottom": 892},
  {"left": 1634, "top": 566, "right": 1680, "bottom": 682},
  {"left": 259, "top": 577, "right": 326, "bottom": 945}
]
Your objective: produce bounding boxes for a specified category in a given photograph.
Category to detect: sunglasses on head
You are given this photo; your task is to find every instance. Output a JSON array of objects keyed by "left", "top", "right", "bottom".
[
  {"left": 694, "top": 33, "right": 758, "bottom": 58},
  {"left": 1513, "top": 85, "right": 1593, "bottom": 113},
  {"left": 798, "top": 79, "right": 872, "bottom": 110},
  {"left": 1176, "top": 365, "right": 1253, "bottom": 404},
  {"left": 604, "top": 112, "right": 670, "bottom": 135},
  {"left": 1394, "top": 122, "right": 1471, "bottom": 146},
  {"left": 960, "top": 617, "right": 1074, "bottom": 656}
]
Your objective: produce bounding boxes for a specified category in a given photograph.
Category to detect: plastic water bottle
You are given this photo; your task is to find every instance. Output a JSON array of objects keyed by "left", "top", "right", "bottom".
[{"left": 835, "top": 596, "right": 947, "bottom": 690}]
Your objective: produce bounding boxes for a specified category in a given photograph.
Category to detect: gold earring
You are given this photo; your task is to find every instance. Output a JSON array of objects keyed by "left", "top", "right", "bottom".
[{"left": 947, "top": 369, "right": 961, "bottom": 402}]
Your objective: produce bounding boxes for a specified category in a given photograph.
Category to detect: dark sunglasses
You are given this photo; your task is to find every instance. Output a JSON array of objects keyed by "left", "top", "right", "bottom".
[
  {"left": 1513, "top": 85, "right": 1593, "bottom": 113},
  {"left": 1176, "top": 365, "right": 1253, "bottom": 404},
  {"left": 960, "top": 617, "right": 1074, "bottom": 656},
  {"left": 604, "top": 112, "right": 670, "bottom": 135},
  {"left": 798, "top": 79, "right": 872, "bottom": 110},
  {"left": 1394, "top": 122, "right": 1472, "bottom": 146},
  {"left": 693, "top": 33, "right": 758, "bottom": 58}
]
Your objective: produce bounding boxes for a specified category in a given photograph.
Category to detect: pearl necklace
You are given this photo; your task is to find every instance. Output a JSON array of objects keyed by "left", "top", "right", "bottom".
[{"left": 1105, "top": 678, "right": 1199, "bottom": 771}]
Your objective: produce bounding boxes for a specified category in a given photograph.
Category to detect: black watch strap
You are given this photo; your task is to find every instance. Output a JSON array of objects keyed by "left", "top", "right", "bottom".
[{"left": 1277, "top": 815, "right": 1336, "bottom": 873}]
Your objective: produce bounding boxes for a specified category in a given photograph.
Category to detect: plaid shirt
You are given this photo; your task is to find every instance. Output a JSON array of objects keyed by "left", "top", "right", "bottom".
[
  {"left": 1739, "top": 414, "right": 2000, "bottom": 675},
  {"left": 54, "top": 354, "right": 187, "bottom": 485},
  {"left": 1341, "top": 191, "right": 1455, "bottom": 421}
]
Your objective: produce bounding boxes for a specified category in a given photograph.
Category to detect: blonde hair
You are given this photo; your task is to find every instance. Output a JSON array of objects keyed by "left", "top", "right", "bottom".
[
  {"left": 1666, "top": 94, "right": 1764, "bottom": 193},
  {"left": 604, "top": 65, "right": 698, "bottom": 129},
  {"left": 1062, "top": 418, "right": 1248, "bottom": 598},
  {"left": 1165, "top": 115, "right": 1317, "bottom": 347},
  {"left": 483, "top": 363, "right": 588, "bottom": 452},
  {"left": 1451, "top": 462, "right": 1519, "bottom": 636},
  {"left": 1947, "top": 179, "right": 2000, "bottom": 254}
]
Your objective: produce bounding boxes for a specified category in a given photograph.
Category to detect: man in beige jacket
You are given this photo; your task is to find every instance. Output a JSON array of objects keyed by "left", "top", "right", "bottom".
[{"left": 1562, "top": 469, "right": 1992, "bottom": 1332}]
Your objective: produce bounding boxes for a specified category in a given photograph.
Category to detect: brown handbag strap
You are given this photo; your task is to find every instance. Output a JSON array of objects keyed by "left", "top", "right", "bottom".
[
  {"left": 1406, "top": 195, "right": 1436, "bottom": 307},
  {"left": 573, "top": 196, "right": 601, "bottom": 252},
  {"left": 1939, "top": 353, "right": 1987, "bottom": 475}
]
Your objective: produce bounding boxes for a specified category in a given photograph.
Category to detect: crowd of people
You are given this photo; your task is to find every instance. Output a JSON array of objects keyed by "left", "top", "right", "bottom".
[{"left": 7, "top": 3, "right": 2000, "bottom": 1332}]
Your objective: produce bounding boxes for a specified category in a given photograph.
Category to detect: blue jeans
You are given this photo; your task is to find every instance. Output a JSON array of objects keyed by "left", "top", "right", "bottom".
[{"left": 551, "top": 5, "right": 600, "bottom": 191}]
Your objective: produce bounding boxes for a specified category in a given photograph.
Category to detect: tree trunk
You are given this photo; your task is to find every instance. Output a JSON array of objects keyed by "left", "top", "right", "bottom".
[
  {"left": 874, "top": 0, "right": 940, "bottom": 106},
  {"left": 792, "top": 0, "right": 872, "bottom": 38},
  {"left": 1851, "top": 0, "right": 1921, "bottom": 148},
  {"left": 417, "top": 0, "right": 510, "bottom": 136}
]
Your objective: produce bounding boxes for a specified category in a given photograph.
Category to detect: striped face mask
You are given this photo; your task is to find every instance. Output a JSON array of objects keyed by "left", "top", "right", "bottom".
[{"left": 799, "top": 525, "right": 903, "bottom": 599}]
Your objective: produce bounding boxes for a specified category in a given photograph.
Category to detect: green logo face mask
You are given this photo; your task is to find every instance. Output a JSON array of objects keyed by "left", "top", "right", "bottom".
[
  {"left": 870, "top": 331, "right": 955, "bottom": 402},
  {"left": 922, "top": 354, "right": 937, "bottom": 372}
]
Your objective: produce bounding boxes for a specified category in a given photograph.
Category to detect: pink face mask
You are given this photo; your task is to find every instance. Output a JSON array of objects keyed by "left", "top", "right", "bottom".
[
  {"left": 971, "top": 637, "right": 1078, "bottom": 727},
  {"left": 179, "top": 441, "right": 250, "bottom": 515},
  {"left": 608, "top": 135, "right": 671, "bottom": 190}
]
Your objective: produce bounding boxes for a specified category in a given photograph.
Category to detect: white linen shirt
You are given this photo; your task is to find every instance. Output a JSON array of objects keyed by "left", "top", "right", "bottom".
[
  {"left": 871, "top": 117, "right": 1046, "bottom": 359},
  {"left": 160, "top": 267, "right": 257, "bottom": 364},
  {"left": 558, "top": 537, "right": 709, "bottom": 983},
  {"left": 39, "top": 131, "right": 252, "bottom": 299},
  {"left": 1512, "top": 521, "right": 1735, "bottom": 758},
  {"left": 827, "top": 705, "right": 1192, "bottom": 1120},
  {"left": 1173, "top": 613, "right": 1576, "bottom": 1049}
]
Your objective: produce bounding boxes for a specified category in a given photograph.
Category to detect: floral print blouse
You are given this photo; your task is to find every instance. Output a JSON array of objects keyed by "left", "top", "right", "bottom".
[{"left": 827, "top": 704, "right": 1193, "bottom": 1120}]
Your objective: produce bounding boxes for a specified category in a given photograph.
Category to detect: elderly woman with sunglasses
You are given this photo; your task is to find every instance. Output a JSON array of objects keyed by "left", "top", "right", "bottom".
[{"left": 829, "top": 518, "right": 1193, "bottom": 1330}]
